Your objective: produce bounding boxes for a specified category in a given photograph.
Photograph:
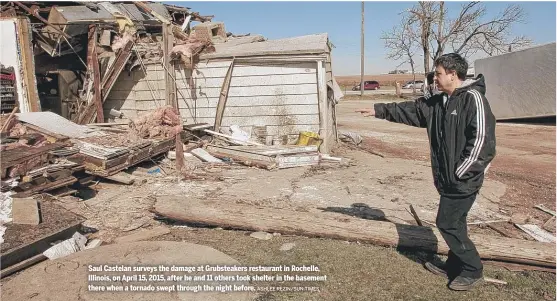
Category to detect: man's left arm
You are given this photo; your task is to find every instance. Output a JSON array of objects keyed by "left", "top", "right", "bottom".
[{"left": 455, "top": 90, "right": 497, "bottom": 180}]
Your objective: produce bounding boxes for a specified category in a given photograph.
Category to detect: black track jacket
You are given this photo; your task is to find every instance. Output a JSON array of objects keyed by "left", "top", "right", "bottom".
[{"left": 374, "top": 75, "right": 496, "bottom": 197}]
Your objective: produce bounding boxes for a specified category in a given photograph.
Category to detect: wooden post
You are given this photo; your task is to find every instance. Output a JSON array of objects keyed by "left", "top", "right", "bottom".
[
  {"left": 15, "top": 18, "right": 40, "bottom": 112},
  {"left": 161, "top": 24, "right": 183, "bottom": 171},
  {"left": 88, "top": 25, "right": 103, "bottom": 123},
  {"left": 163, "top": 24, "right": 177, "bottom": 108}
]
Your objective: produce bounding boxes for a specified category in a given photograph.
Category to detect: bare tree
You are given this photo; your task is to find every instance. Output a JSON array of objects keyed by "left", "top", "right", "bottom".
[
  {"left": 406, "top": 2, "right": 438, "bottom": 74},
  {"left": 407, "top": 1, "right": 531, "bottom": 73},
  {"left": 381, "top": 17, "right": 419, "bottom": 94}
]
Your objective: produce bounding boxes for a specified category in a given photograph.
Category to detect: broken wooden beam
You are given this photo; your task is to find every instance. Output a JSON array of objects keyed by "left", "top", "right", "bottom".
[
  {"left": 152, "top": 196, "right": 556, "bottom": 268},
  {"left": 77, "top": 40, "right": 133, "bottom": 124}
]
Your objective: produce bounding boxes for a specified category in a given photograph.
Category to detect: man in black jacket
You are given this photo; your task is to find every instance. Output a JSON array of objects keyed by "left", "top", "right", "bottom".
[{"left": 357, "top": 53, "right": 496, "bottom": 291}]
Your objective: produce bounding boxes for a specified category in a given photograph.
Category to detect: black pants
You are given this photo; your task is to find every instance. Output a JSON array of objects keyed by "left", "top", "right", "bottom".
[{"left": 436, "top": 193, "right": 483, "bottom": 279}]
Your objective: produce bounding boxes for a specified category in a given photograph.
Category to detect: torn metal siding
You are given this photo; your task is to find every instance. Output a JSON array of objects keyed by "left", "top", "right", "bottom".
[{"left": 475, "top": 43, "right": 556, "bottom": 120}]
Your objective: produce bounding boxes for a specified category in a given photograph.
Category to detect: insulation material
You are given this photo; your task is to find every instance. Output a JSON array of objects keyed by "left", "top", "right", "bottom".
[
  {"left": 129, "top": 106, "right": 182, "bottom": 139},
  {"left": 171, "top": 31, "right": 215, "bottom": 69}
]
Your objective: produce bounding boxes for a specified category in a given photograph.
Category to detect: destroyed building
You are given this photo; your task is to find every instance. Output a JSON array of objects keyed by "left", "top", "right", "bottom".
[
  {"left": 0, "top": 1, "right": 342, "bottom": 152},
  {"left": 0, "top": 1, "right": 344, "bottom": 275}
]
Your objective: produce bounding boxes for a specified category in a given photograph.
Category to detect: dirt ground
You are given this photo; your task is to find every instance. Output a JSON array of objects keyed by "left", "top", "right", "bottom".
[{"left": 1, "top": 96, "right": 555, "bottom": 300}]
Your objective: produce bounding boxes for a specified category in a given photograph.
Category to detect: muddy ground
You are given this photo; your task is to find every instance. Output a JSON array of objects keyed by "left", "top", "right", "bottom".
[{"left": 2, "top": 97, "right": 555, "bottom": 300}]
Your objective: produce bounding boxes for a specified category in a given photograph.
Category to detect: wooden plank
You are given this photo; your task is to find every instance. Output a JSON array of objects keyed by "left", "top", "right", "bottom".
[
  {"left": 214, "top": 60, "right": 235, "bottom": 131},
  {"left": 222, "top": 145, "right": 318, "bottom": 156},
  {"left": 316, "top": 60, "right": 328, "bottom": 153},
  {"left": 0, "top": 143, "right": 64, "bottom": 169},
  {"left": 208, "top": 150, "right": 277, "bottom": 170},
  {"left": 206, "top": 145, "right": 274, "bottom": 163},
  {"left": 515, "top": 224, "right": 556, "bottom": 243},
  {"left": 163, "top": 24, "right": 177, "bottom": 107},
  {"left": 174, "top": 62, "right": 317, "bottom": 78},
  {"left": 486, "top": 223, "right": 519, "bottom": 238},
  {"left": 0, "top": 205, "right": 83, "bottom": 269},
  {"left": 152, "top": 196, "right": 557, "bottom": 268},
  {"left": 12, "top": 176, "right": 77, "bottom": 198},
  {"left": 276, "top": 154, "right": 320, "bottom": 169},
  {"left": 190, "top": 148, "right": 222, "bottom": 163},
  {"left": 11, "top": 198, "right": 40, "bottom": 225}
]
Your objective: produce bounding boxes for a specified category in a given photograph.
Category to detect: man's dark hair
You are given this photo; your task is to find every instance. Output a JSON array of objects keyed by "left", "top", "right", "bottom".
[{"left": 434, "top": 53, "right": 468, "bottom": 80}]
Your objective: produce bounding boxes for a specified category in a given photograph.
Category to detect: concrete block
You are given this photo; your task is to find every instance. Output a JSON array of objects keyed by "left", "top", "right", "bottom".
[{"left": 12, "top": 198, "right": 40, "bottom": 225}]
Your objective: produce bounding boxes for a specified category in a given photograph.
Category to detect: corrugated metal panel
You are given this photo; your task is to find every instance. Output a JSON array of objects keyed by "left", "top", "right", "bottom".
[{"left": 475, "top": 43, "right": 556, "bottom": 119}]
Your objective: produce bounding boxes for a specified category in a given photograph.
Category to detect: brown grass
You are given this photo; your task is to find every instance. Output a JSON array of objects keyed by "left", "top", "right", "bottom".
[{"left": 337, "top": 74, "right": 425, "bottom": 87}]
